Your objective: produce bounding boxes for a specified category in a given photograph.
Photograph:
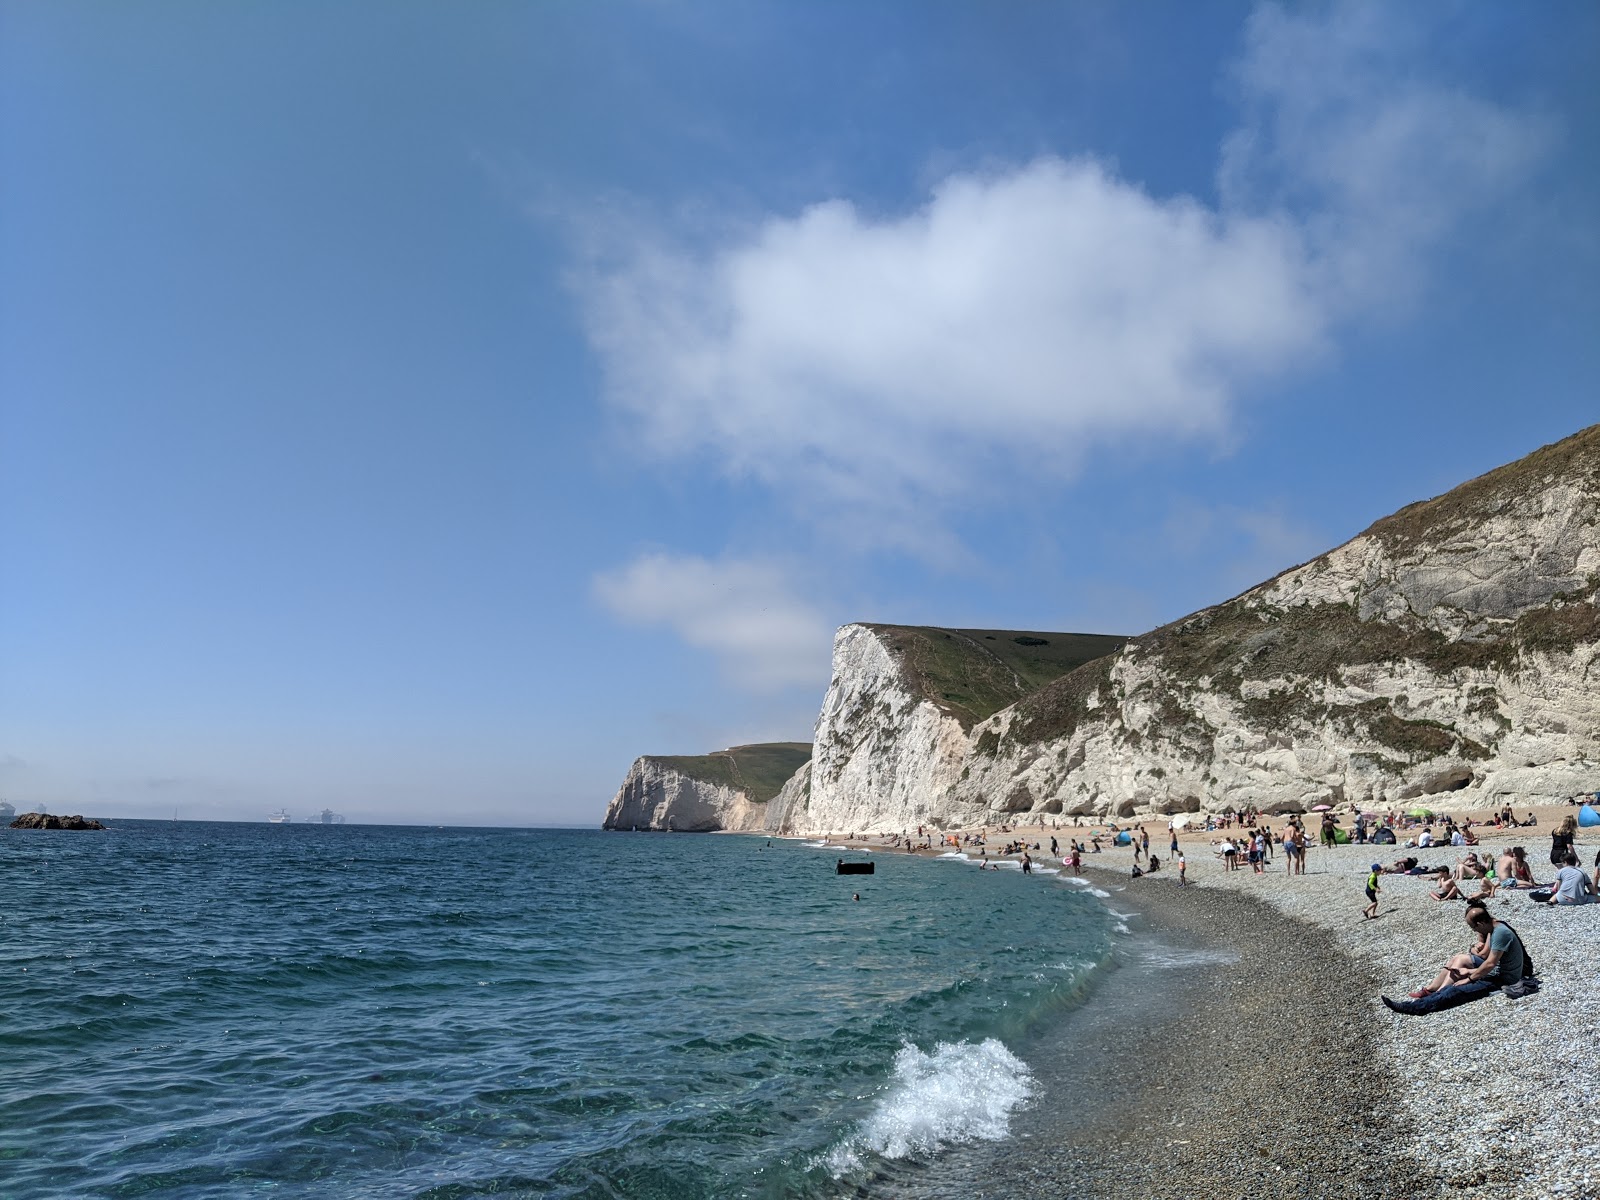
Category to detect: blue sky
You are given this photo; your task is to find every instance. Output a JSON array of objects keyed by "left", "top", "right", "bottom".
[{"left": 3, "top": 1, "right": 1596, "bottom": 826}]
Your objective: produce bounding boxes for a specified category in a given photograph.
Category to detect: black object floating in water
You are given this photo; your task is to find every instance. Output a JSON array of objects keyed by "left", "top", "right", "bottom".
[{"left": 836, "top": 860, "right": 874, "bottom": 875}]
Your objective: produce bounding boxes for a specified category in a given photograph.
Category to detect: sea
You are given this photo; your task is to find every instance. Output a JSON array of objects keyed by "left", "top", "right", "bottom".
[{"left": 0, "top": 822, "right": 1216, "bottom": 1199}]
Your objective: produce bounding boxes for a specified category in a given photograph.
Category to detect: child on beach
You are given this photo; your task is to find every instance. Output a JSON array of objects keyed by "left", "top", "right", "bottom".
[
  {"left": 1363, "top": 863, "right": 1382, "bottom": 919},
  {"left": 1178, "top": 852, "right": 1187, "bottom": 886}
]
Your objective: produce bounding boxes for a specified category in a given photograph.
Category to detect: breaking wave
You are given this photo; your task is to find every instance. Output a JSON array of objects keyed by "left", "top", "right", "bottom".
[{"left": 823, "top": 1038, "right": 1035, "bottom": 1175}]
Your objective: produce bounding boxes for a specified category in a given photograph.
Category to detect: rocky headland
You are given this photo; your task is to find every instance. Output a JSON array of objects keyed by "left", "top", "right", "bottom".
[
  {"left": 605, "top": 425, "right": 1599, "bottom": 836},
  {"left": 602, "top": 742, "right": 812, "bottom": 832}
]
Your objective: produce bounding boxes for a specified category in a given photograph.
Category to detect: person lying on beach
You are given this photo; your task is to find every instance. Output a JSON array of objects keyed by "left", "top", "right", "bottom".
[
  {"left": 1430, "top": 870, "right": 1465, "bottom": 901},
  {"left": 1381, "top": 903, "right": 1529, "bottom": 1015},
  {"left": 1454, "top": 853, "right": 1486, "bottom": 881}
]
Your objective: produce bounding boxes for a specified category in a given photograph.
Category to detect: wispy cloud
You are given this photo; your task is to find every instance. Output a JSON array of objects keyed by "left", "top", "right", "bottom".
[
  {"left": 570, "top": 2, "right": 1550, "bottom": 555},
  {"left": 593, "top": 552, "right": 833, "bottom": 691}
]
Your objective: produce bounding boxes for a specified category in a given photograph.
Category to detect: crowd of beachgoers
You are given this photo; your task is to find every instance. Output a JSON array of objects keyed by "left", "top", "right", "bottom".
[{"left": 815, "top": 798, "right": 1598, "bottom": 1196}]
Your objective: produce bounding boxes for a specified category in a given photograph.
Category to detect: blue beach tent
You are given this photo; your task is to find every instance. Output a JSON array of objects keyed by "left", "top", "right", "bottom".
[
  {"left": 1114, "top": 831, "right": 1132, "bottom": 845},
  {"left": 1579, "top": 804, "right": 1600, "bottom": 828}
]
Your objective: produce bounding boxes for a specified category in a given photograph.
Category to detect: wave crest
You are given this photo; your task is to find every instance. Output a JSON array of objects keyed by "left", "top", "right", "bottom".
[{"left": 823, "top": 1038, "right": 1034, "bottom": 1175}]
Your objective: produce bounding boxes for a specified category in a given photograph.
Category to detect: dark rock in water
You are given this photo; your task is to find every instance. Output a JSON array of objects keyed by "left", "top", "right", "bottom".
[{"left": 10, "top": 812, "right": 107, "bottom": 830}]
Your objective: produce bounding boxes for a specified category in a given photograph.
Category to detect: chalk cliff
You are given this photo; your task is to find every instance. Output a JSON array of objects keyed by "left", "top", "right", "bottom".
[
  {"left": 602, "top": 743, "right": 812, "bottom": 832},
  {"left": 771, "top": 426, "right": 1600, "bottom": 834}
]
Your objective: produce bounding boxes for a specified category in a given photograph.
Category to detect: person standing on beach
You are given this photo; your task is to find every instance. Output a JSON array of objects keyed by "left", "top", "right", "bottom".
[
  {"left": 1551, "top": 814, "right": 1577, "bottom": 867},
  {"left": 1363, "top": 863, "right": 1382, "bottom": 919},
  {"left": 1178, "top": 852, "right": 1187, "bottom": 886},
  {"left": 1169, "top": 826, "right": 1179, "bottom": 858},
  {"left": 1069, "top": 845, "right": 1082, "bottom": 874}
]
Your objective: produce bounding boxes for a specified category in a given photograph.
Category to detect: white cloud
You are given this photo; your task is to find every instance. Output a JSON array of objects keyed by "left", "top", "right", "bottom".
[
  {"left": 573, "top": 1, "right": 1549, "bottom": 551},
  {"left": 1221, "top": 0, "right": 1553, "bottom": 310},
  {"left": 593, "top": 553, "right": 832, "bottom": 691},
  {"left": 581, "top": 159, "right": 1324, "bottom": 549}
]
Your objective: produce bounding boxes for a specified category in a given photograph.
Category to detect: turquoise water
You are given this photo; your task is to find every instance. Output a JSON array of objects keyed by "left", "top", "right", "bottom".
[{"left": 0, "top": 823, "right": 1117, "bottom": 1198}]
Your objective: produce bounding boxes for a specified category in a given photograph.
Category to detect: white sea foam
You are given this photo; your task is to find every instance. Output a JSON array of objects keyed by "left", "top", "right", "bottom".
[
  {"left": 822, "top": 1039, "right": 1035, "bottom": 1176},
  {"left": 1136, "top": 946, "right": 1240, "bottom": 969},
  {"left": 935, "top": 852, "right": 970, "bottom": 860}
]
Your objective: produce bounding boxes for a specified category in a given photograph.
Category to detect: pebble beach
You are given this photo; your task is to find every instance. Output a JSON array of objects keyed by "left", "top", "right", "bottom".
[
  {"left": 1167, "top": 825, "right": 1600, "bottom": 1199},
  {"left": 821, "top": 806, "right": 1598, "bottom": 1198}
]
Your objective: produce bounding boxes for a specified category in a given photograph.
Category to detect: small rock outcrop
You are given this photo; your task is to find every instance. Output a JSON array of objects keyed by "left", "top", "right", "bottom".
[
  {"left": 603, "top": 743, "right": 812, "bottom": 832},
  {"left": 10, "top": 813, "right": 107, "bottom": 830}
]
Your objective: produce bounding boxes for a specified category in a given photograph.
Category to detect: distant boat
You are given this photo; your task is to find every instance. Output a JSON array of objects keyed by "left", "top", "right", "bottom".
[
  {"left": 311, "top": 808, "right": 345, "bottom": 825},
  {"left": 267, "top": 809, "right": 292, "bottom": 824},
  {"left": 0, "top": 799, "right": 14, "bottom": 821}
]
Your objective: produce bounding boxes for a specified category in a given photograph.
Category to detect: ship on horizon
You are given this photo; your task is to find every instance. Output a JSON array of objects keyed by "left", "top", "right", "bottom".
[
  {"left": 0, "top": 798, "right": 14, "bottom": 822},
  {"left": 267, "top": 809, "right": 292, "bottom": 824}
]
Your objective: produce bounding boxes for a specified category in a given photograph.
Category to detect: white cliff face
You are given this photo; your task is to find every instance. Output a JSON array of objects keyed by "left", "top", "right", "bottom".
[
  {"left": 780, "top": 625, "right": 981, "bottom": 835},
  {"left": 774, "top": 429, "right": 1600, "bottom": 835},
  {"left": 763, "top": 760, "right": 811, "bottom": 832},
  {"left": 602, "top": 758, "right": 768, "bottom": 832}
]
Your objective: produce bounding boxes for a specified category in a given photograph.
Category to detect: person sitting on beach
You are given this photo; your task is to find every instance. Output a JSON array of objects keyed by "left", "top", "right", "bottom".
[
  {"left": 1381, "top": 903, "right": 1531, "bottom": 1015},
  {"left": 1455, "top": 853, "right": 1486, "bottom": 880},
  {"left": 1430, "top": 869, "right": 1465, "bottom": 901},
  {"left": 1147, "top": 854, "right": 1160, "bottom": 872},
  {"left": 1418, "top": 827, "right": 1435, "bottom": 848},
  {"left": 1130, "top": 862, "right": 1144, "bottom": 879},
  {"left": 1502, "top": 846, "right": 1538, "bottom": 889},
  {"left": 1548, "top": 853, "right": 1594, "bottom": 905}
]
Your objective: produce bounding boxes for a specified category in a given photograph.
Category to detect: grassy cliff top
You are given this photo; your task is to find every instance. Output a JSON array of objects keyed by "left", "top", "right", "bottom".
[
  {"left": 863, "top": 625, "right": 1130, "bottom": 729},
  {"left": 648, "top": 742, "right": 812, "bottom": 803},
  {"left": 1362, "top": 423, "right": 1599, "bottom": 555}
]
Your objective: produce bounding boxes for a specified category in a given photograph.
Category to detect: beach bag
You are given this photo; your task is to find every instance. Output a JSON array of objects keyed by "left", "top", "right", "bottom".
[{"left": 1527, "top": 889, "right": 1553, "bottom": 904}]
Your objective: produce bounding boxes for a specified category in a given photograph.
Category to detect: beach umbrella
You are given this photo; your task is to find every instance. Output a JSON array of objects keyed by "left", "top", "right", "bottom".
[
  {"left": 1407, "top": 807, "right": 1433, "bottom": 819},
  {"left": 1311, "top": 804, "right": 1333, "bottom": 812},
  {"left": 1170, "top": 813, "right": 1195, "bottom": 830}
]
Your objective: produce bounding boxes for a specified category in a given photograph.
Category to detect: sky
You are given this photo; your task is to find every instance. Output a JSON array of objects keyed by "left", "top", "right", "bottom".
[{"left": 2, "top": 1, "right": 1596, "bottom": 827}]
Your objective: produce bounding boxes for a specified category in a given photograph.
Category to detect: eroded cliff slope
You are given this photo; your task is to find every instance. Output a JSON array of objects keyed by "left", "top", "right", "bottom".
[{"left": 775, "top": 426, "right": 1600, "bottom": 833}]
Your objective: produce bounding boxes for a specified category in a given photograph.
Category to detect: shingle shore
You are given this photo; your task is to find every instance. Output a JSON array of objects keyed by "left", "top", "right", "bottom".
[
  {"left": 1027, "top": 865, "right": 1434, "bottom": 1200},
  {"left": 1101, "top": 838, "right": 1600, "bottom": 1199}
]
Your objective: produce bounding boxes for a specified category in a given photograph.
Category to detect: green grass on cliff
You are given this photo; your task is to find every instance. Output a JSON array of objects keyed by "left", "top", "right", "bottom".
[
  {"left": 1004, "top": 424, "right": 1600, "bottom": 756},
  {"left": 649, "top": 742, "right": 812, "bottom": 803},
  {"left": 864, "top": 625, "right": 1130, "bottom": 729}
]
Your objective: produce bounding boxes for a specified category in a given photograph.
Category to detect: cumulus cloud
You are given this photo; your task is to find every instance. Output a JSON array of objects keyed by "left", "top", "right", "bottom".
[
  {"left": 593, "top": 553, "right": 832, "bottom": 691},
  {"left": 582, "top": 161, "right": 1322, "bottom": 543},
  {"left": 573, "top": 1, "right": 1549, "bottom": 549}
]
